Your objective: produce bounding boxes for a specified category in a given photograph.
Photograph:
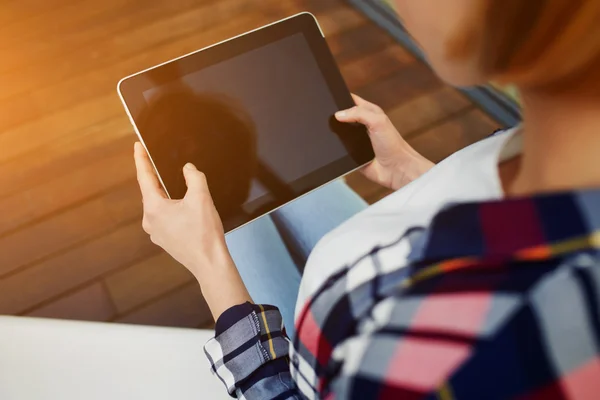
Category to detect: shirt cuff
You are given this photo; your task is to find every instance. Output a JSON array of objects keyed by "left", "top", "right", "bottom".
[{"left": 204, "top": 302, "right": 290, "bottom": 396}]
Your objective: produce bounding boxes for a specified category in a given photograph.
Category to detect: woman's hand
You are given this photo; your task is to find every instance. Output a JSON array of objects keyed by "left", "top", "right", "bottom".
[
  {"left": 336, "top": 94, "right": 434, "bottom": 190},
  {"left": 133, "top": 142, "right": 251, "bottom": 319}
]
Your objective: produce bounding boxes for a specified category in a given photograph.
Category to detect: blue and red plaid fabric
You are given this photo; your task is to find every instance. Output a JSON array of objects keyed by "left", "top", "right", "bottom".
[{"left": 206, "top": 189, "right": 600, "bottom": 399}]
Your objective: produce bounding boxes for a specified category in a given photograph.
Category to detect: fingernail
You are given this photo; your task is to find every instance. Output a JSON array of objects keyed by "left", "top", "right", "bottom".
[
  {"left": 184, "top": 163, "right": 196, "bottom": 170},
  {"left": 335, "top": 111, "right": 346, "bottom": 118}
]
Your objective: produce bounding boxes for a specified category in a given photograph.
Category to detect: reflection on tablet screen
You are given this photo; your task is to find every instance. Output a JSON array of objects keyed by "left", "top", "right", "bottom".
[{"left": 137, "top": 33, "right": 361, "bottom": 232}]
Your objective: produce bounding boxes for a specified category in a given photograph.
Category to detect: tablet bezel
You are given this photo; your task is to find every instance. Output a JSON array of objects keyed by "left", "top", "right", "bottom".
[{"left": 118, "top": 12, "right": 375, "bottom": 234}]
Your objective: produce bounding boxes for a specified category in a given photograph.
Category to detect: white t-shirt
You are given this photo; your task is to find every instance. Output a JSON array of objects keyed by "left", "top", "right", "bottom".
[{"left": 296, "top": 128, "right": 522, "bottom": 315}]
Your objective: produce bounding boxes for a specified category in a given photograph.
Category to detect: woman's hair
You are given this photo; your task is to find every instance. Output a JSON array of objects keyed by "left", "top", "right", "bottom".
[{"left": 470, "top": 0, "right": 600, "bottom": 89}]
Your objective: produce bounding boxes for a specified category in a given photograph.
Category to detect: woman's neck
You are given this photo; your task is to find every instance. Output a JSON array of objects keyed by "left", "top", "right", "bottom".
[{"left": 503, "top": 88, "right": 600, "bottom": 196}]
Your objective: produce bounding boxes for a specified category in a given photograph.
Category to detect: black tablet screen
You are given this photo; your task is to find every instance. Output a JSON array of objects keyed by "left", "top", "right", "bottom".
[{"left": 132, "top": 24, "right": 373, "bottom": 232}]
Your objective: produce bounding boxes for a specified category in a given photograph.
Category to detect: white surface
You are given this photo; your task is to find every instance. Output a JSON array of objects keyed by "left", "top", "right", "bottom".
[{"left": 0, "top": 316, "right": 230, "bottom": 400}]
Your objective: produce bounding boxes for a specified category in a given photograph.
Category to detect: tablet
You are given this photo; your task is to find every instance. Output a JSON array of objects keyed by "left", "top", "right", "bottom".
[{"left": 117, "top": 12, "right": 374, "bottom": 233}]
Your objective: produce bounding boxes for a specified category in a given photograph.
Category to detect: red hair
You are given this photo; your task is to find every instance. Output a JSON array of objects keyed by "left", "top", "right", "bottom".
[{"left": 480, "top": 0, "right": 600, "bottom": 90}]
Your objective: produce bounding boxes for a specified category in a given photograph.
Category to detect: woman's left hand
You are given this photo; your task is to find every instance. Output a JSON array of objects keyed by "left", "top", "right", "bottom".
[{"left": 133, "top": 142, "right": 251, "bottom": 318}]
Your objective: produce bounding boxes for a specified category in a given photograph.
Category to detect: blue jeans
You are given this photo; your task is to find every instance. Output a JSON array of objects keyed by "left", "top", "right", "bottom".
[{"left": 225, "top": 180, "right": 367, "bottom": 338}]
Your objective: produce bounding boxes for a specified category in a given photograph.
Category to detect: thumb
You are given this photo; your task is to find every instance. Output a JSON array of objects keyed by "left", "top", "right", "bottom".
[
  {"left": 183, "top": 163, "right": 210, "bottom": 198},
  {"left": 335, "top": 106, "right": 382, "bottom": 132}
]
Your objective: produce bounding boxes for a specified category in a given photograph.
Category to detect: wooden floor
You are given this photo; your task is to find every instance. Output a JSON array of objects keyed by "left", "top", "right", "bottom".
[{"left": 0, "top": 0, "right": 500, "bottom": 328}]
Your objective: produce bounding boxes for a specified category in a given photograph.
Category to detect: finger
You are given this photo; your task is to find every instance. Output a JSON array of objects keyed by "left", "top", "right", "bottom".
[
  {"left": 351, "top": 94, "right": 380, "bottom": 112},
  {"left": 134, "top": 142, "right": 166, "bottom": 200},
  {"left": 335, "top": 94, "right": 374, "bottom": 116},
  {"left": 335, "top": 106, "right": 384, "bottom": 132},
  {"left": 182, "top": 163, "right": 211, "bottom": 199}
]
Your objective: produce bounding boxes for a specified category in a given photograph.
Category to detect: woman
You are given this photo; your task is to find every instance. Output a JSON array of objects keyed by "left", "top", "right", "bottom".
[{"left": 133, "top": 0, "right": 600, "bottom": 398}]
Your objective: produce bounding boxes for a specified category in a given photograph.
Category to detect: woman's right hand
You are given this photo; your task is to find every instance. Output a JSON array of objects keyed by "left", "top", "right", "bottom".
[{"left": 335, "top": 94, "right": 434, "bottom": 190}]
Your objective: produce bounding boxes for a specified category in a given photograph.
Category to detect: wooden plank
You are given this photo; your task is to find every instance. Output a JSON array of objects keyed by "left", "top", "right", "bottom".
[
  {"left": 387, "top": 86, "right": 474, "bottom": 137},
  {"left": 295, "top": 0, "right": 342, "bottom": 13},
  {"left": 366, "top": 187, "right": 396, "bottom": 204},
  {"left": 341, "top": 44, "right": 414, "bottom": 91},
  {"left": 408, "top": 108, "right": 502, "bottom": 163},
  {"left": 0, "top": 13, "right": 266, "bottom": 135},
  {"left": 0, "top": 0, "right": 205, "bottom": 54},
  {"left": 110, "top": 1, "right": 263, "bottom": 60},
  {"left": 0, "top": 0, "right": 211, "bottom": 73},
  {"left": 26, "top": 282, "right": 117, "bottom": 322},
  {"left": 116, "top": 282, "right": 212, "bottom": 328},
  {"left": 0, "top": 117, "right": 132, "bottom": 200},
  {"left": 0, "top": 0, "right": 102, "bottom": 42},
  {"left": 0, "top": 0, "right": 330, "bottom": 76},
  {"left": 104, "top": 252, "right": 194, "bottom": 314},
  {"left": 1, "top": 12, "right": 300, "bottom": 162},
  {"left": 314, "top": 5, "right": 365, "bottom": 37},
  {"left": 0, "top": 4, "right": 270, "bottom": 103},
  {"left": 0, "top": 181, "right": 141, "bottom": 276},
  {"left": 0, "top": 0, "right": 75, "bottom": 28},
  {"left": 0, "top": 94, "right": 123, "bottom": 164},
  {"left": 328, "top": 23, "right": 395, "bottom": 64},
  {"left": 0, "top": 149, "right": 135, "bottom": 236},
  {"left": 0, "top": 221, "right": 157, "bottom": 315},
  {"left": 0, "top": 1, "right": 213, "bottom": 136},
  {"left": 356, "top": 61, "right": 443, "bottom": 111}
]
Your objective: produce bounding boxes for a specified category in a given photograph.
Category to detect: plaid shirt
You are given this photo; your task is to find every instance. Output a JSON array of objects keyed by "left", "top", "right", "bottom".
[{"left": 205, "top": 189, "right": 600, "bottom": 399}]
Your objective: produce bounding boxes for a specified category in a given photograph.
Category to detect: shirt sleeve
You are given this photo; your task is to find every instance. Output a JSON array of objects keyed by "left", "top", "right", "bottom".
[{"left": 204, "top": 302, "right": 302, "bottom": 399}]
